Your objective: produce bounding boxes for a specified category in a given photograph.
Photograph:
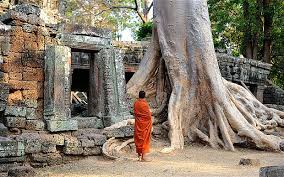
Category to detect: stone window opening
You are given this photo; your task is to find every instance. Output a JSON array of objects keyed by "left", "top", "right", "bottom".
[{"left": 125, "top": 72, "right": 134, "bottom": 84}]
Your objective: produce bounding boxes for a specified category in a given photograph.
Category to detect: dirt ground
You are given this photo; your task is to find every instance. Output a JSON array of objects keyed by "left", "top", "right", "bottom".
[{"left": 35, "top": 140, "right": 284, "bottom": 177}]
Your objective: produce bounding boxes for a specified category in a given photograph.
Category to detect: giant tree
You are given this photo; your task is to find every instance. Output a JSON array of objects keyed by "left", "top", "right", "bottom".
[{"left": 127, "top": 0, "right": 284, "bottom": 151}]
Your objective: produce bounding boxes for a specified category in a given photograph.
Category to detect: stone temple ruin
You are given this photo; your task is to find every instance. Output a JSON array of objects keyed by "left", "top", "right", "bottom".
[
  {"left": 0, "top": 0, "right": 283, "bottom": 173},
  {"left": 0, "top": 1, "right": 132, "bottom": 171}
]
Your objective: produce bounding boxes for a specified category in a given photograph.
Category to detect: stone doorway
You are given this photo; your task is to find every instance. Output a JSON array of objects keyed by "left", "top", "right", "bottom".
[{"left": 70, "top": 50, "right": 99, "bottom": 118}]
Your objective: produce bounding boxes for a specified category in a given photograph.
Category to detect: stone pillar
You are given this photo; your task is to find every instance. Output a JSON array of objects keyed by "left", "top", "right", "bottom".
[
  {"left": 88, "top": 53, "right": 100, "bottom": 116},
  {"left": 113, "top": 49, "right": 130, "bottom": 116},
  {"left": 256, "top": 85, "right": 265, "bottom": 103},
  {"left": 44, "top": 45, "right": 77, "bottom": 132},
  {"left": 99, "top": 48, "right": 130, "bottom": 127}
]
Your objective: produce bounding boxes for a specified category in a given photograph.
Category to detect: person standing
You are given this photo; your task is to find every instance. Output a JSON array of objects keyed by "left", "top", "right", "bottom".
[{"left": 134, "top": 91, "right": 152, "bottom": 162}]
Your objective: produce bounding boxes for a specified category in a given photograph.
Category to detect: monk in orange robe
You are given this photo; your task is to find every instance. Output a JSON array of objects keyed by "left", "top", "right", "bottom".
[{"left": 134, "top": 91, "right": 152, "bottom": 161}]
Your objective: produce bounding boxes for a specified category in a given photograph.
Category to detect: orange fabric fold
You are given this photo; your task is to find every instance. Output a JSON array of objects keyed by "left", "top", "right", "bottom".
[{"left": 134, "top": 99, "right": 152, "bottom": 154}]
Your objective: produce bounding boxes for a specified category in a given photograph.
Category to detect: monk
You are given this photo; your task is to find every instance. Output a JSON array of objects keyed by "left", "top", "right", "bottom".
[{"left": 134, "top": 91, "right": 152, "bottom": 162}]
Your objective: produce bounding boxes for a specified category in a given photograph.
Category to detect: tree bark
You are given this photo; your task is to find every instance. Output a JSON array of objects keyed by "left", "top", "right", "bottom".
[
  {"left": 243, "top": 0, "right": 253, "bottom": 59},
  {"left": 127, "top": 0, "right": 284, "bottom": 151},
  {"left": 262, "top": 0, "right": 273, "bottom": 63}
]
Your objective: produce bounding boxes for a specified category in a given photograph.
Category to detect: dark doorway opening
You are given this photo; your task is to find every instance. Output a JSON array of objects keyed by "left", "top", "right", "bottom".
[{"left": 125, "top": 72, "right": 135, "bottom": 84}]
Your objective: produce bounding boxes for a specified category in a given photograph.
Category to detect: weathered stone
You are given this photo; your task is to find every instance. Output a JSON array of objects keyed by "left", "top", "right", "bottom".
[
  {"left": 14, "top": 4, "right": 41, "bottom": 16},
  {"left": 30, "top": 153, "right": 62, "bottom": 166},
  {"left": 22, "top": 99, "right": 37, "bottom": 108},
  {"left": 25, "top": 120, "right": 44, "bottom": 131},
  {"left": 239, "top": 158, "right": 260, "bottom": 166},
  {"left": 78, "top": 138, "right": 95, "bottom": 148},
  {"left": 25, "top": 108, "right": 36, "bottom": 120},
  {"left": 8, "top": 80, "right": 37, "bottom": 90},
  {"left": 8, "top": 166, "right": 35, "bottom": 177},
  {"left": 119, "top": 125, "right": 134, "bottom": 137},
  {"left": 75, "top": 117, "right": 104, "bottom": 129},
  {"left": 0, "top": 156, "right": 25, "bottom": 163},
  {"left": 5, "top": 117, "right": 26, "bottom": 128},
  {"left": 22, "top": 68, "right": 43, "bottom": 81},
  {"left": 4, "top": 106, "right": 26, "bottom": 117},
  {"left": 83, "top": 146, "right": 102, "bottom": 156},
  {"left": 9, "top": 73, "right": 22, "bottom": 81},
  {"left": 72, "top": 128, "right": 103, "bottom": 137},
  {"left": 63, "top": 136, "right": 83, "bottom": 155},
  {"left": 0, "top": 84, "right": 9, "bottom": 102},
  {"left": 0, "top": 137, "right": 25, "bottom": 157},
  {"left": 41, "top": 143, "right": 56, "bottom": 153},
  {"left": 22, "top": 90, "right": 38, "bottom": 100},
  {"left": 62, "top": 155, "right": 84, "bottom": 163},
  {"left": 15, "top": 133, "right": 41, "bottom": 154},
  {"left": 22, "top": 24, "right": 36, "bottom": 33},
  {"left": 260, "top": 166, "right": 284, "bottom": 177},
  {"left": 87, "top": 134, "right": 107, "bottom": 146},
  {"left": 7, "top": 91, "right": 23, "bottom": 105},
  {"left": 103, "top": 128, "right": 124, "bottom": 138},
  {"left": 46, "top": 120, "right": 78, "bottom": 132},
  {"left": 0, "top": 123, "right": 8, "bottom": 137},
  {"left": 44, "top": 45, "right": 77, "bottom": 132},
  {"left": 0, "top": 163, "right": 20, "bottom": 173},
  {"left": 0, "top": 11, "right": 28, "bottom": 23}
]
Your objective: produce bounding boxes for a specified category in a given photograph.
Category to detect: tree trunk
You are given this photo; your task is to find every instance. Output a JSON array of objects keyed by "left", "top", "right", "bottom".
[
  {"left": 243, "top": 0, "right": 253, "bottom": 59},
  {"left": 262, "top": 0, "right": 273, "bottom": 63},
  {"left": 127, "top": 0, "right": 284, "bottom": 151}
]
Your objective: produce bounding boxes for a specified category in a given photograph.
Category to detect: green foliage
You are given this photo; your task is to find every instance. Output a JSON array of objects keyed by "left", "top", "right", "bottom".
[
  {"left": 270, "top": 57, "right": 284, "bottom": 89},
  {"left": 135, "top": 22, "right": 153, "bottom": 41},
  {"left": 208, "top": 0, "right": 284, "bottom": 88}
]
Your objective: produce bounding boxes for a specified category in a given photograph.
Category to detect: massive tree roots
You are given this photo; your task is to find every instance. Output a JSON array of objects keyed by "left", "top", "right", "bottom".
[{"left": 127, "top": 0, "right": 284, "bottom": 152}]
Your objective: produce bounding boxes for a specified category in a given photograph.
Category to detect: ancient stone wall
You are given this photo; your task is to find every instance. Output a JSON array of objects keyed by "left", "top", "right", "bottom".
[
  {"left": 0, "top": 5, "right": 58, "bottom": 133},
  {"left": 0, "top": 4, "right": 131, "bottom": 171},
  {"left": 264, "top": 86, "right": 284, "bottom": 105}
]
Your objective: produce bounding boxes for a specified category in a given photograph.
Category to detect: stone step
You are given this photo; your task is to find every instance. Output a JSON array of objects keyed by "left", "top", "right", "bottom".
[{"left": 0, "top": 137, "right": 24, "bottom": 158}]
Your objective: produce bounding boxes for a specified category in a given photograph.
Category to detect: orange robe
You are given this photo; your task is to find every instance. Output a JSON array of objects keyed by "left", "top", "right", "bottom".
[{"left": 134, "top": 98, "right": 152, "bottom": 154}]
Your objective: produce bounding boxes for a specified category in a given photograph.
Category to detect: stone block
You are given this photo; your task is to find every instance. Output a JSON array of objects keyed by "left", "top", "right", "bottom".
[
  {"left": 9, "top": 73, "right": 22, "bottom": 81},
  {"left": 25, "top": 120, "right": 44, "bottom": 131},
  {"left": 22, "top": 68, "right": 43, "bottom": 81},
  {"left": 5, "top": 117, "right": 26, "bottom": 128},
  {"left": 0, "top": 156, "right": 25, "bottom": 163},
  {"left": 83, "top": 146, "right": 101, "bottom": 156},
  {"left": 260, "top": 166, "right": 284, "bottom": 177},
  {"left": 0, "top": 123, "right": 8, "bottom": 137},
  {"left": 41, "top": 143, "right": 56, "bottom": 153},
  {"left": 78, "top": 138, "right": 95, "bottom": 148},
  {"left": 75, "top": 117, "right": 104, "bottom": 129},
  {"left": 22, "top": 24, "right": 36, "bottom": 33},
  {"left": 8, "top": 80, "right": 37, "bottom": 90},
  {"left": 5, "top": 106, "right": 26, "bottom": 117},
  {"left": 10, "top": 40, "right": 24, "bottom": 53},
  {"left": 26, "top": 108, "right": 37, "bottom": 120},
  {"left": 22, "top": 90, "right": 38, "bottom": 100},
  {"left": 2, "top": 62, "right": 23, "bottom": 73},
  {"left": 0, "top": 84, "right": 9, "bottom": 102},
  {"left": 63, "top": 137, "right": 83, "bottom": 155},
  {"left": 103, "top": 129, "right": 124, "bottom": 138},
  {"left": 8, "top": 166, "right": 35, "bottom": 177},
  {"left": 0, "top": 163, "right": 20, "bottom": 173},
  {"left": 30, "top": 153, "right": 62, "bottom": 166},
  {"left": 46, "top": 120, "right": 78, "bottom": 132},
  {"left": 7, "top": 91, "right": 23, "bottom": 105},
  {"left": 14, "top": 4, "right": 41, "bottom": 16},
  {"left": 0, "top": 137, "right": 25, "bottom": 157},
  {"left": 15, "top": 133, "right": 42, "bottom": 154},
  {"left": 87, "top": 134, "right": 107, "bottom": 146},
  {"left": 119, "top": 125, "right": 134, "bottom": 137},
  {"left": 23, "top": 99, "right": 37, "bottom": 108}
]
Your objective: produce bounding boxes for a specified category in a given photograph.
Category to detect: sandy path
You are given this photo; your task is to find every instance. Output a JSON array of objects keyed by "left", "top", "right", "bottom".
[{"left": 36, "top": 141, "right": 284, "bottom": 177}]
